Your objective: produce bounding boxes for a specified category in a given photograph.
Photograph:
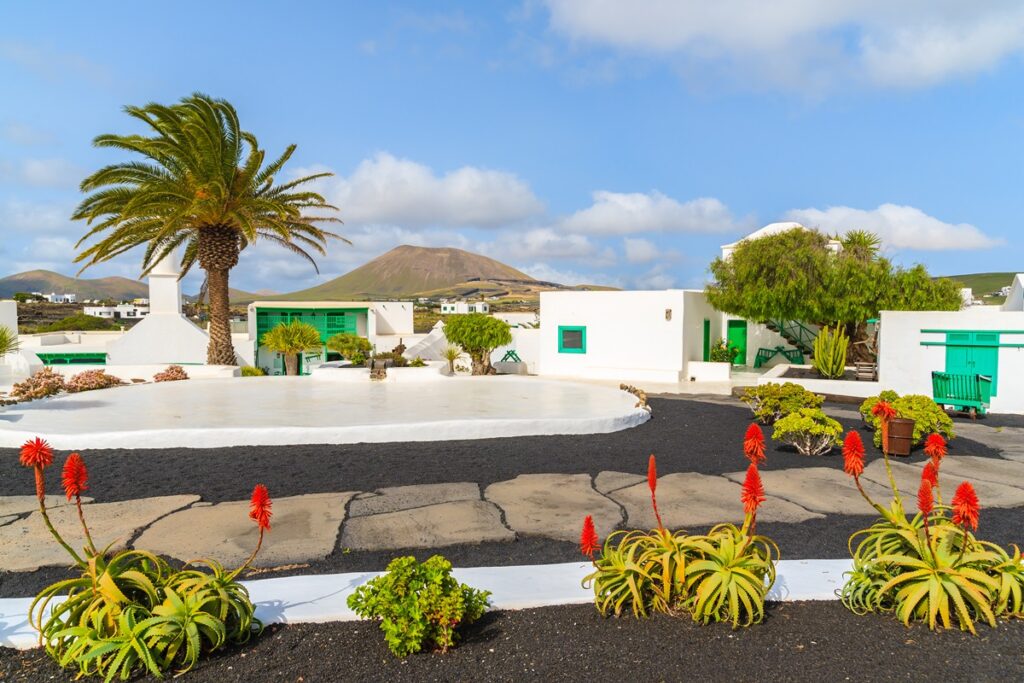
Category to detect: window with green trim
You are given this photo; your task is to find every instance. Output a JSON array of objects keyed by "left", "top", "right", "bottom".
[{"left": 558, "top": 325, "right": 586, "bottom": 354}]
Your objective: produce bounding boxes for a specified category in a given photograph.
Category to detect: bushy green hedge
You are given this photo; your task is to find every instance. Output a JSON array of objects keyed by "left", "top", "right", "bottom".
[
  {"left": 860, "top": 391, "right": 954, "bottom": 447},
  {"left": 740, "top": 382, "right": 824, "bottom": 424},
  {"left": 772, "top": 407, "right": 843, "bottom": 456}
]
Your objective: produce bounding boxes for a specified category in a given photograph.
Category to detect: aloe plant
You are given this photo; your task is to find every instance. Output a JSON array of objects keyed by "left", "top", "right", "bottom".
[{"left": 812, "top": 325, "right": 849, "bottom": 379}]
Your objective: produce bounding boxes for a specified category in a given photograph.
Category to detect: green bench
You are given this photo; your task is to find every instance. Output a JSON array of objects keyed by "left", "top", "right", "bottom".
[
  {"left": 753, "top": 346, "right": 805, "bottom": 368},
  {"left": 931, "top": 371, "right": 993, "bottom": 417}
]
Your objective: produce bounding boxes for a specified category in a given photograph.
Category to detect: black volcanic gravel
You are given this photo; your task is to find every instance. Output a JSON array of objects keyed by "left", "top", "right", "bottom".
[{"left": 4, "top": 601, "right": 1024, "bottom": 682}]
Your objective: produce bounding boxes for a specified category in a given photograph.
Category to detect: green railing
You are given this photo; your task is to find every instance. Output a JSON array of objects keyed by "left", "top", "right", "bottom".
[{"left": 766, "top": 320, "right": 819, "bottom": 355}]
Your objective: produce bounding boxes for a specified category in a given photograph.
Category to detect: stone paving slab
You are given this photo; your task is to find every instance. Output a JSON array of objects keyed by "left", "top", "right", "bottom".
[
  {"left": 348, "top": 482, "right": 480, "bottom": 517},
  {"left": 722, "top": 467, "right": 891, "bottom": 516},
  {"left": 484, "top": 474, "right": 623, "bottom": 542},
  {"left": 0, "top": 495, "right": 199, "bottom": 572},
  {"left": 0, "top": 495, "right": 94, "bottom": 517},
  {"left": 937, "top": 455, "right": 1024, "bottom": 488},
  {"left": 861, "top": 460, "right": 1024, "bottom": 509},
  {"left": 593, "top": 471, "right": 645, "bottom": 494},
  {"left": 608, "top": 473, "right": 823, "bottom": 530},
  {"left": 341, "top": 500, "right": 514, "bottom": 551},
  {"left": 0, "top": 515, "right": 17, "bottom": 527},
  {"left": 955, "top": 426, "right": 1024, "bottom": 460},
  {"left": 137, "top": 492, "right": 355, "bottom": 567}
]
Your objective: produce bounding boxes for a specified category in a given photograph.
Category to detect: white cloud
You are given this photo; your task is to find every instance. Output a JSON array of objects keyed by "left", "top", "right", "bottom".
[
  {"left": 1, "top": 158, "right": 82, "bottom": 187},
  {"left": 561, "top": 191, "right": 745, "bottom": 235},
  {"left": 542, "top": 1, "right": 1024, "bottom": 90},
  {"left": 2, "top": 122, "right": 55, "bottom": 146},
  {"left": 623, "top": 237, "right": 659, "bottom": 263},
  {"left": 481, "top": 227, "right": 602, "bottom": 262},
  {"left": 633, "top": 268, "right": 676, "bottom": 290},
  {"left": 0, "top": 199, "right": 70, "bottom": 232},
  {"left": 0, "top": 41, "right": 112, "bottom": 86},
  {"left": 784, "top": 203, "right": 1001, "bottom": 251},
  {"left": 305, "top": 153, "right": 544, "bottom": 228},
  {"left": 517, "top": 262, "right": 623, "bottom": 288},
  {"left": 25, "top": 236, "right": 76, "bottom": 262}
]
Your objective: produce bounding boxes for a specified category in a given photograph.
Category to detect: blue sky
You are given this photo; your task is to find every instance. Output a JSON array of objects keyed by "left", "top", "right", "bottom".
[{"left": 1, "top": 1, "right": 1022, "bottom": 293}]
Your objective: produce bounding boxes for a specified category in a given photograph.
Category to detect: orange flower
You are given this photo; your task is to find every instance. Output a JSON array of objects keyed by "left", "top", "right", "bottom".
[
  {"left": 917, "top": 479, "right": 934, "bottom": 517},
  {"left": 61, "top": 453, "right": 88, "bottom": 500},
  {"left": 842, "top": 431, "right": 865, "bottom": 478},
  {"left": 951, "top": 481, "right": 980, "bottom": 531},
  {"left": 647, "top": 454, "right": 664, "bottom": 531},
  {"left": 20, "top": 437, "right": 53, "bottom": 469},
  {"left": 743, "top": 423, "right": 766, "bottom": 464},
  {"left": 871, "top": 401, "right": 897, "bottom": 421},
  {"left": 580, "top": 515, "right": 599, "bottom": 558},
  {"left": 249, "top": 484, "right": 272, "bottom": 531},
  {"left": 923, "top": 433, "right": 947, "bottom": 465},
  {"left": 921, "top": 460, "right": 939, "bottom": 489},
  {"left": 740, "top": 463, "right": 766, "bottom": 515}
]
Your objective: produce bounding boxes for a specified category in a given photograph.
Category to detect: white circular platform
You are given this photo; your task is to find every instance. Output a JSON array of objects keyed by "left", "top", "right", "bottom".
[{"left": 0, "top": 376, "right": 650, "bottom": 449}]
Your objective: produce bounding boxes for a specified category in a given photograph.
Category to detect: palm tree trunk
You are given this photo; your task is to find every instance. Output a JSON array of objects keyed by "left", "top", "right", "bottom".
[
  {"left": 198, "top": 226, "right": 240, "bottom": 366},
  {"left": 284, "top": 354, "right": 299, "bottom": 376}
]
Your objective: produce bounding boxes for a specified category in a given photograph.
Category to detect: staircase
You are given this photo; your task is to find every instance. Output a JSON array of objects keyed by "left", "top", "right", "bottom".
[{"left": 765, "top": 320, "right": 819, "bottom": 356}]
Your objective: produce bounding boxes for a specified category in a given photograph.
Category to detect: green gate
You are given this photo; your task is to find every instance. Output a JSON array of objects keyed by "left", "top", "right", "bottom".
[
  {"left": 726, "top": 320, "right": 748, "bottom": 366},
  {"left": 944, "top": 331, "right": 1000, "bottom": 394}
]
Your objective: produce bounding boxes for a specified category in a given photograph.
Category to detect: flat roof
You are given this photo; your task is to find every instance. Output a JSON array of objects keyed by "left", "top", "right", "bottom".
[{"left": 248, "top": 301, "right": 403, "bottom": 309}]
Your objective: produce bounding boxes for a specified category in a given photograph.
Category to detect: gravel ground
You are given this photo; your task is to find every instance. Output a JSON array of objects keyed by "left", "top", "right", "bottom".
[{"left": 4, "top": 601, "right": 1024, "bottom": 682}]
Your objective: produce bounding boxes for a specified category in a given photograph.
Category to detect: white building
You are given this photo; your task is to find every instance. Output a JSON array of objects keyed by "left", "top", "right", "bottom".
[
  {"left": 44, "top": 292, "right": 77, "bottom": 304},
  {"left": 246, "top": 300, "right": 416, "bottom": 375},
  {"left": 440, "top": 301, "right": 489, "bottom": 315},
  {"left": 84, "top": 303, "right": 150, "bottom": 320}
]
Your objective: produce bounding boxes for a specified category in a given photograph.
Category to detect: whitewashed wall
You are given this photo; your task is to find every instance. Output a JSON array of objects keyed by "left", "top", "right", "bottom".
[
  {"left": 879, "top": 309, "right": 1024, "bottom": 414},
  {"left": 538, "top": 290, "right": 689, "bottom": 382},
  {"left": 372, "top": 303, "right": 413, "bottom": 335}
]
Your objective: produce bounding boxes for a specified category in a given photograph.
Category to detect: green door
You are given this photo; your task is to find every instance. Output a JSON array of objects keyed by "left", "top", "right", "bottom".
[
  {"left": 702, "top": 319, "right": 711, "bottom": 362},
  {"left": 726, "top": 320, "right": 748, "bottom": 366},
  {"left": 945, "top": 332, "right": 1000, "bottom": 395}
]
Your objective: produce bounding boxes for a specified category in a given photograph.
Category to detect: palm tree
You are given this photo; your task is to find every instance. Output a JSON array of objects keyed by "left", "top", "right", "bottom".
[
  {"left": 72, "top": 93, "right": 344, "bottom": 365},
  {"left": 840, "top": 230, "right": 882, "bottom": 261},
  {"left": 0, "top": 325, "right": 19, "bottom": 357},
  {"left": 261, "top": 320, "right": 323, "bottom": 376},
  {"left": 443, "top": 344, "right": 462, "bottom": 375}
]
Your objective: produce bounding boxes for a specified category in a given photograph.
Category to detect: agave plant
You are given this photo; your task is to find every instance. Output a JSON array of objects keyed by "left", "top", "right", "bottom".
[{"left": 0, "top": 324, "right": 19, "bottom": 357}]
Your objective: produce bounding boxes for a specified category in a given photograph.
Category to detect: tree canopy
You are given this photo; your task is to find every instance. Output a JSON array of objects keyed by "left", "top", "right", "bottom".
[{"left": 443, "top": 313, "right": 512, "bottom": 375}]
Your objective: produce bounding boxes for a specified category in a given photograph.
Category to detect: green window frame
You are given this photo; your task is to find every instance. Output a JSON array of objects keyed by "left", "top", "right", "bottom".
[{"left": 558, "top": 325, "right": 587, "bottom": 354}]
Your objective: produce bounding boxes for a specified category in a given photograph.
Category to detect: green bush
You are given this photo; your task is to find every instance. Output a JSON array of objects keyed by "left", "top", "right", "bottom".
[
  {"left": 409, "top": 356, "right": 426, "bottom": 367},
  {"left": 241, "top": 366, "right": 266, "bottom": 376},
  {"left": 812, "top": 325, "right": 849, "bottom": 379},
  {"left": 443, "top": 314, "right": 511, "bottom": 375},
  {"left": 326, "top": 333, "right": 372, "bottom": 360},
  {"left": 349, "top": 352, "right": 366, "bottom": 366},
  {"left": 739, "top": 382, "right": 824, "bottom": 424},
  {"left": 772, "top": 407, "right": 843, "bottom": 456},
  {"left": 708, "top": 338, "right": 738, "bottom": 363},
  {"left": 347, "top": 555, "right": 490, "bottom": 657},
  {"left": 31, "top": 313, "right": 119, "bottom": 333},
  {"left": 373, "top": 351, "right": 408, "bottom": 367},
  {"left": 860, "top": 391, "right": 955, "bottom": 447}
]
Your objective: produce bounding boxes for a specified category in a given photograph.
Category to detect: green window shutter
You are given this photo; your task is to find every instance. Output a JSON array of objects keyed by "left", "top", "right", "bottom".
[{"left": 558, "top": 326, "right": 587, "bottom": 354}]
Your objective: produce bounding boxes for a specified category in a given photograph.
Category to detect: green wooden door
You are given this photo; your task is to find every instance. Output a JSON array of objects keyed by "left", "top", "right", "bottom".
[
  {"left": 727, "top": 320, "right": 748, "bottom": 366},
  {"left": 944, "top": 332, "right": 1000, "bottom": 394},
  {"left": 702, "top": 319, "right": 711, "bottom": 362}
]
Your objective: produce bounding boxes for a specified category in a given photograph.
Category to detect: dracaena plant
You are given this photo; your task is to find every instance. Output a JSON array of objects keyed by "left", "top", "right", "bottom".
[
  {"left": 839, "top": 422, "right": 1024, "bottom": 633},
  {"left": 22, "top": 436, "right": 271, "bottom": 680},
  {"left": 582, "top": 424, "right": 779, "bottom": 628}
]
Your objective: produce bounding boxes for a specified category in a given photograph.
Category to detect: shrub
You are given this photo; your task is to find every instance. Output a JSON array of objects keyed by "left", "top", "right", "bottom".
[
  {"left": 772, "top": 407, "right": 843, "bottom": 456},
  {"left": 29, "top": 313, "right": 119, "bottom": 333},
  {"left": 347, "top": 555, "right": 490, "bottom": 657},
  {"left": 582, "top": 436, "right": 779, "bottom": 628},
  {"left": 812, "top": 325, "right": 848, "bottom": 379},
  {"left": 66, "top": 370, "right": 126, "bottom": 393},
  {"left": 442, "top": 314, "right": 511, "bottom": 375},
  {"left": 11, "top": 367, "right": 66, "bottom": 401},
  {"left": 373, "top": 351, "right": 408, "bottom": 367},
  {"left": 153, "top": 364, "right": 189, "bottom": 382},
  {"left": 349, "top": 352, "right": 366, "bottom": 366},
  {"left": 326, "top": 332, "right": 372, "bottom": 360},
  {"left": 860, "top": 391, "right": 955, "bottom": 448},
  {"left": 241, "top": 366, "right": 266, "bottom": 377},
  {"left": 20, "top": 437, "right": 270, "bottom": 679},
  {"left": 442, "top": 344, "right": 462, "bottom": 375},
  {"left": 409, "top": 356, "right": 426, "bottom": 367},
  {"left": 261, "top": 320, "right": 322, "bottom": 376},
  {"left": 839, "top": 431, "right": 1023, "bottom": 633},
  {"left": 708, "top": 338, "right": 737, "bottom": 363},
  {"left": 739, "top": 382, "right": 824, "bottom": 424},
  {"left": 0, "top": 324, "right": 19, "bottom": 357}
]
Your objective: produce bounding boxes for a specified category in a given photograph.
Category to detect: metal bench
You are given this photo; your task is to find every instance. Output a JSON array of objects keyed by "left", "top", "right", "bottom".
[
  {"left": 753, "top": 345, "right": 805, "bottom": 368},
  {"left": 931, "top": 371, "right": 993, "bottom": 417}
]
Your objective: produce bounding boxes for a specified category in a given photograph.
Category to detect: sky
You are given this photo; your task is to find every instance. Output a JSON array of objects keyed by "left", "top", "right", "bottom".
[{"left": 1, "top": 1, "right": 1022, "bottom": 294}]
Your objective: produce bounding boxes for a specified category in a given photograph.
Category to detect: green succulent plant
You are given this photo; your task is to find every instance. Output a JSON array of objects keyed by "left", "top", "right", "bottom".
[{"left": 812, "top": 325, "right": 849, "bottom": 379}]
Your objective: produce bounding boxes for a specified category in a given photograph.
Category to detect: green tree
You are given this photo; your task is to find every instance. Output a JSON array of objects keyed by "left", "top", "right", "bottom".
[
  {"left": 707, "top": 227, "right": 961, "bottom": 361},
  {"left": 261, "top": 320, "right": 322, "bottom": 376},
  {"left": 0, "top": 325, "right": 19, "bottom": 357},
  {"left": 72, "top": 93, "right": 344, "bottom": 366},
  {"left": 326, "top": 333, "right": 371, "bottom": 361},
  {"left": 442, "top": 314, "right": 511, "bottom": 375}
]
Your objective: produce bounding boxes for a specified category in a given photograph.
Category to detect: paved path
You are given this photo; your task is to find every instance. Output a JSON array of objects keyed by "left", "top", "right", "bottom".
[{"left": 4, "top": 443, "right": 1024, "bottom": 571}]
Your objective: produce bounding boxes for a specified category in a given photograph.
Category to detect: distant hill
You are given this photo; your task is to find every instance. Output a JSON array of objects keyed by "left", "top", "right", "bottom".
[
  {"left": 265, "top": 245, "right": 538, "bottom": 301},
  {"left": 942, "top": 272, "right": 1018, "bottom": 305},
  {"left": 0, "top": 270, "right": 148, "bottom": 301}
]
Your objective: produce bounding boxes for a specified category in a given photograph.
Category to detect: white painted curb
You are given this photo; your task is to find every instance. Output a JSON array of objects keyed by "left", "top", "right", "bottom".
[{"left": 0, "top": 559, "right": 852, "bottom": 650}]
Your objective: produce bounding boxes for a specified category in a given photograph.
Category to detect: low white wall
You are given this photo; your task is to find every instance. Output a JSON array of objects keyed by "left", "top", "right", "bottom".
[
  {"left": 879, "top": 309, "right": 1024, "bottom": 414},
  {"left": 372, "top": 302, "right": 414, "bottom": 336},
  {"left": 686, "top": 361, "right": 731, "bottom": 382},
  {"left": 106, "top": 315, "right": 209, "bottom": 365},
  {"left": 310, "top": 361, "right": 447, "bottom": 383},
  {"left": 757, "top": 364, "right": 880, "bottom": 398},
  {"left": 0, "top": 301, "right": 16, "bottom": 334}
]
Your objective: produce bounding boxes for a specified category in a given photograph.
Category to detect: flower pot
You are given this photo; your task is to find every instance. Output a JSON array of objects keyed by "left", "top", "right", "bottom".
[{"left": 886, "top": 418, "right": 915, "bottom": 457}]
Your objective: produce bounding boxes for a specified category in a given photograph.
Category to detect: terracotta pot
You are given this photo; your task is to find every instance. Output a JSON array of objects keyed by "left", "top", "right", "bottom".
[{"left": 886, "top": 418, "right": 915, "bottom": 457}]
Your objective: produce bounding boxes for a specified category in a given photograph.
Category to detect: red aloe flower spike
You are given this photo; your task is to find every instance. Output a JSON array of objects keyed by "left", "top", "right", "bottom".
[
  {"left": 647, "top": 454, "right": 664, "bottom": 531},
  {"left": 20, "top": 437, "right": 54, "bottom": 469},
  {"left": 924, "top": 433, "right": 947, "bottom": 467},
  {"left": 249, "top": 484, "right": 272, "bottom": 531},
  {"left": 872, "top": 401, "right": 897, "bottom": 456},
  {"left": 743, "top": 423, "right": 766, "bottom": 464},
  {"left": 842, "top": 431, "right": 865, "bottom": 478},
  {"left": 741, "top": 463, "right": 766, "bottom": 516},
  {"left": 580, "top": 515, "right": 600, "bottom": 559},
  {"left": 921, "top": 461, "right": 939, "bottom": 489},
  {"left": 61, "top": 453, "right": 88, "bottom": 500},
  {"left": 951, "top": 481, "right": 980, "bottom": 531},
  {"left": 917, "top": 479, "right": 934, "bottom": 517}
]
